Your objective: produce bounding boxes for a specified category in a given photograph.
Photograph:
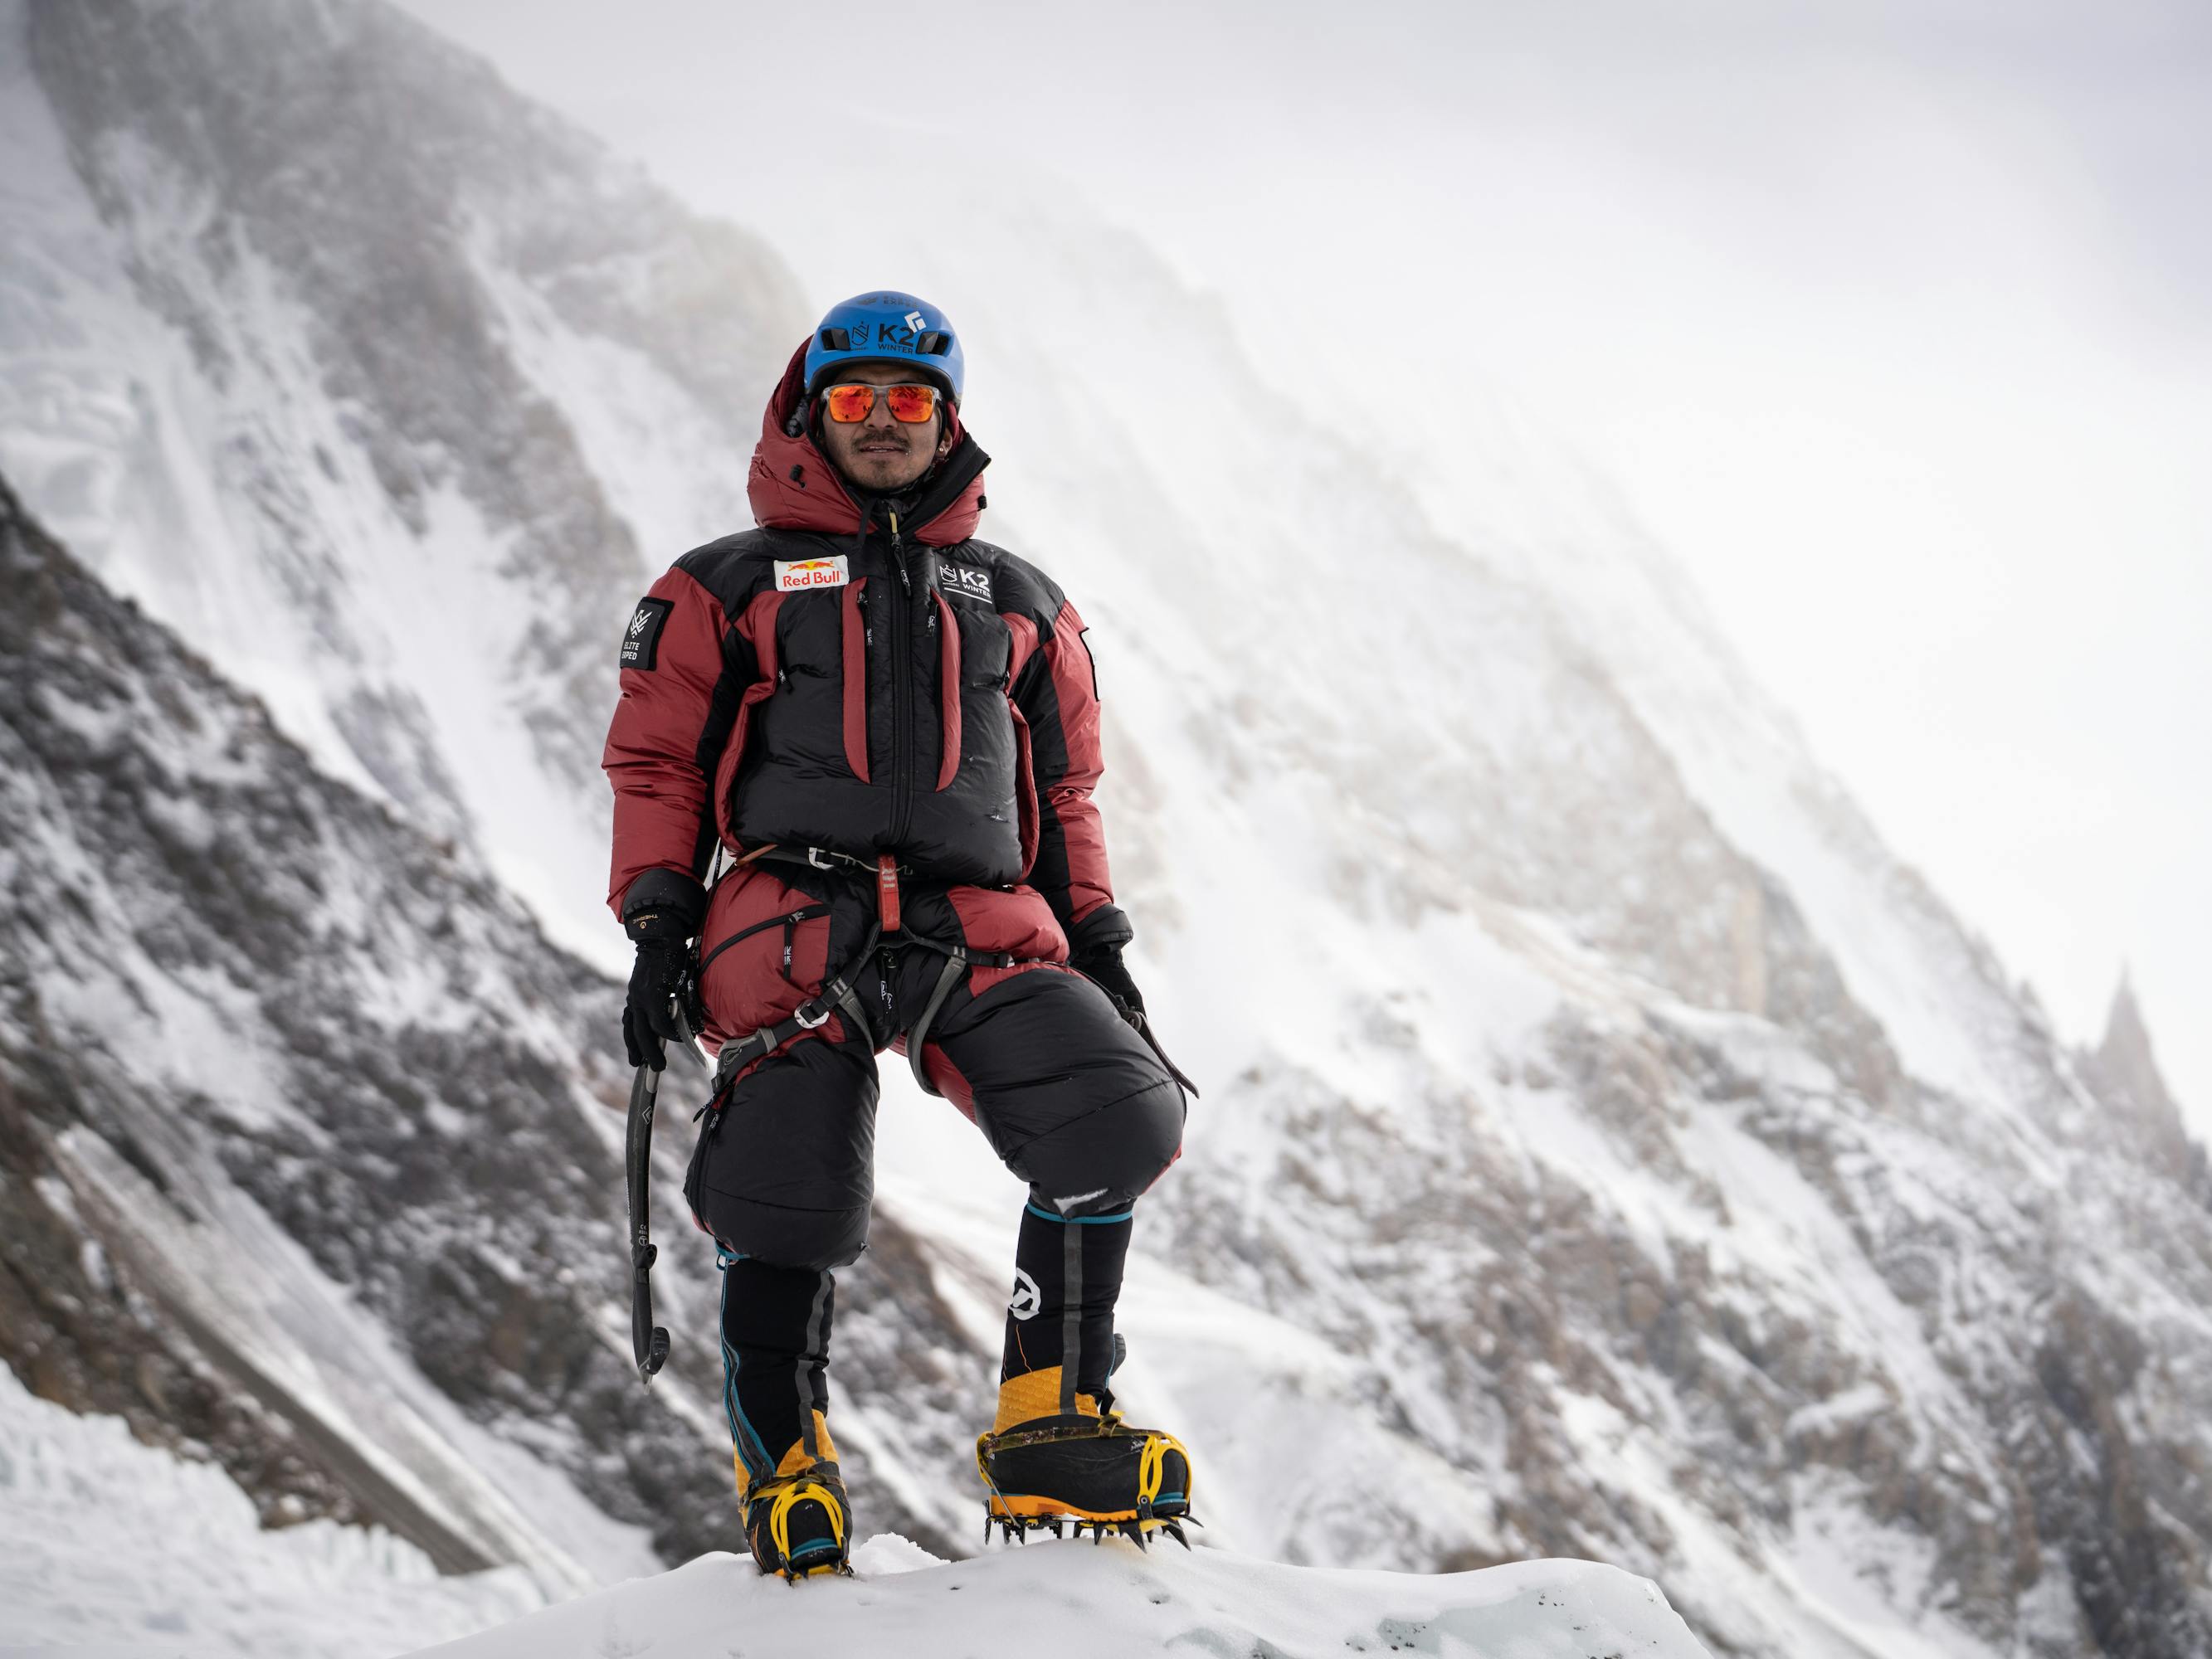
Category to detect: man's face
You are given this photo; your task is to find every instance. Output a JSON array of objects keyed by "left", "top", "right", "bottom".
[{"left": 816, "top": 361, "right": 950, "bottom": 494}]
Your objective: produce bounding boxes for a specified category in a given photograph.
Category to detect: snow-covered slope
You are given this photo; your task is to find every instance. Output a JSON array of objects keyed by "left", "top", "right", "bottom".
[
  {"left": 0, "top": 1362, "right": 541, "bottom": 1658},
  {"left": 3, "top": 2, "right": 2211, "bottom": 1657},
  {"left": 0, "top": 0, "right": 801, "bottom": 960}
]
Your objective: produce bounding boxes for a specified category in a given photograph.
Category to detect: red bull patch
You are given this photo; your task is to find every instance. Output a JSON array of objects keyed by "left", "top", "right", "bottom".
[{"left": 774, "top": 554, "right": 850, "bottom": 592}]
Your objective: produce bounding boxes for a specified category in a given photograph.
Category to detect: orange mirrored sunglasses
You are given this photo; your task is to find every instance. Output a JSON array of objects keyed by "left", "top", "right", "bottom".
[{"left": 821, "top": 382, "right": 939, "bottom": 424}]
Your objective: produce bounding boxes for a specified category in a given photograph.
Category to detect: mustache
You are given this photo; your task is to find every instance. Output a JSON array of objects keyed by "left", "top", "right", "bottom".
[{"left": 852, "top": 429, "right": 912, "bottom": 450}]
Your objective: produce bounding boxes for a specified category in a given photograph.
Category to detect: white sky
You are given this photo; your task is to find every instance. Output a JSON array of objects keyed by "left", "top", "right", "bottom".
[{"left": 396, "top": 0, "right": 2212, "bottom": 1130}]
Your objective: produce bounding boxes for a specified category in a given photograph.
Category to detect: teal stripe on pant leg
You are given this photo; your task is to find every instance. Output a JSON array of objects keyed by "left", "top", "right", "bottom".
[{"left": 718, "top": 1251, "right": 775, "bottom": 1480}]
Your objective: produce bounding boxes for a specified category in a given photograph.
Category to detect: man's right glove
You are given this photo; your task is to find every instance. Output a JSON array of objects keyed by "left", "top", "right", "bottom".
[{"left": 621, "top": 874, "right": 705, "bottom": 1071}]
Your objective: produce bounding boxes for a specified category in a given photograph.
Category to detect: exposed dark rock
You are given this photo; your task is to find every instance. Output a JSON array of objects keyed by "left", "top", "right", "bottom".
[
  {"left": 0, "top": 471, "right": 977, "bottom": 1569},
  {"left": 2076, "top": 974, "right": 2200, "bottom": 1184}
]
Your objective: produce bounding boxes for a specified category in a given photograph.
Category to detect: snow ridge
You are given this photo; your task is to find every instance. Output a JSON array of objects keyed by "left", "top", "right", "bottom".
[{"left": 406, "top": 1535, "right": 1709, "bottom": 1659}]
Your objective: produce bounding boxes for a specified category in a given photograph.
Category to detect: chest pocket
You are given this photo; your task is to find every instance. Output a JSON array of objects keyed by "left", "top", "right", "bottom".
[
  {"left": 764, "top": 585, "right": 865, "bottom": 779},
  {"left": 954, "top": 599, "right": 1011, "bottom": 688},
  {"left": 938, "top": 594, "right": 1015, "bottom": 794}
]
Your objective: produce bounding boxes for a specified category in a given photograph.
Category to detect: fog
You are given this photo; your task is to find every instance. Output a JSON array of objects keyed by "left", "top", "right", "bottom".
[{"left": 397, "top": 0, "right": 2212, "bottom": 1126}]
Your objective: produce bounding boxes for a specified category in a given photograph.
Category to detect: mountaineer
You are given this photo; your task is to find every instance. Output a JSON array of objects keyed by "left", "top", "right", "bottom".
[{"left": 603, "top": 291, "right": 1194, "bottom": 1578}]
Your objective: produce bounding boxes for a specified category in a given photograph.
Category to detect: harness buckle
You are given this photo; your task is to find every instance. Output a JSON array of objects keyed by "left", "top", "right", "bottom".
[
  {"left": 806, "top": 847, "right": 835, "bottom": 871},
  {"left": 793, "top": 999, "right": 831, "bottom": 1030}
]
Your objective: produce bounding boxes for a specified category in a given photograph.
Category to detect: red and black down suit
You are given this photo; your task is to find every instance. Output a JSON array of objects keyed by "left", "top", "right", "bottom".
[{"left": 602, "top": 346, "right": 1185, "bottom": 1486}]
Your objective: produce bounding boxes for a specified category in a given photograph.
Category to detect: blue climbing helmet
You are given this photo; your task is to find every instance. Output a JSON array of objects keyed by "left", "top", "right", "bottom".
[{"left": 802, "top": 291, "right": 965, "bottom": 405}]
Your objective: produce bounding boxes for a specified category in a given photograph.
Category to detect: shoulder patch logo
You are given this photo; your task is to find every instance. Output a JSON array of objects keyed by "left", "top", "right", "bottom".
[
  {"left": 774, "top": 554, "right": 851, "bottom": 592},
  {"left": 620, "top": 596, "right": 673, "bottom": 671},
  {"left": 939, "top": 562, "right": 994, "bottom": 604}
]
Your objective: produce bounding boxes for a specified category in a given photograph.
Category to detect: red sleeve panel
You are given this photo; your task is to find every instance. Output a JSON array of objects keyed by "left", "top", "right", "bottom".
[
  {"left": 602, "top": 567, "right": 745, "bottom": 914},
  {"left": 1016, "top": 598, "right": 1114, "bottom": 931}
]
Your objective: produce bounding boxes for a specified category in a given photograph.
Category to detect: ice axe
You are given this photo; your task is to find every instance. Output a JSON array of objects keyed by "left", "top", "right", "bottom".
[{"left": 626, "top": 1004, "right": 702, "bottom": 1385}]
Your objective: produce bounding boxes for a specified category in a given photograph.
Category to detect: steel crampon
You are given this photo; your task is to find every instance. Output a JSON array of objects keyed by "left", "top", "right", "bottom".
[{"left": 976, "top": 1418, "right": 1199, "bottom": 1551}]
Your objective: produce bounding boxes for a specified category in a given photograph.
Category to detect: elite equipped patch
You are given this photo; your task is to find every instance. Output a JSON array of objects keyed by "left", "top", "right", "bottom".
[{"left": 621, "top": 596, "right": 673, "bottom": 671}]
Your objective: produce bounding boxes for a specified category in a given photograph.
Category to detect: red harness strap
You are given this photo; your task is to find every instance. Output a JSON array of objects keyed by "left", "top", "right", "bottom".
[{"left": 876, "top": 854, "right": 903, "bottom": 933}]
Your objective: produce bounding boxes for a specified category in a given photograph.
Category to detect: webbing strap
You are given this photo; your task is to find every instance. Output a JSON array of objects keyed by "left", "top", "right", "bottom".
[
  {"left": 711, "top": 922, "right": 884, "bottom": 1087},
  {"left": 1061, "top": 1218, "right": 1083, "bottom": 1415},
  {"left": 704, "top": 882, "right": 1021, "bottom": 1097},
  {"left": 875, "top": 854, "right": 902, "bottom": 933},
  {"left": 904, "top": 946, "right": 968, "bottom": 1097},
  {"left": 752, "top": 844, "right": 908, "bottom": 882},
  {"left": 798, "top": 1271, "right": 831, "bottom": 1459}
]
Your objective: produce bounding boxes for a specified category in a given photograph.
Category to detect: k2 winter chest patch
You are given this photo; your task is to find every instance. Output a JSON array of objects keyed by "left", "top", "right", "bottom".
[{"left": 938, "top": 562, "right": 994, "bottom": 605}]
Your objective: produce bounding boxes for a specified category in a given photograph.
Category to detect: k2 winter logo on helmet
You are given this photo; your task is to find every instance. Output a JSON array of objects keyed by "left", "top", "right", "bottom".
[
  {"left": 805, "top": 291, "right": 966, "bottom": 401},
  {"left": 774, "top": 554, "right": 851, "bottom": 592}
]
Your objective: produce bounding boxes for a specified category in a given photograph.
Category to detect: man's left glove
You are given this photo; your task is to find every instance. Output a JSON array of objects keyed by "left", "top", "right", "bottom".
[
  {"left": 1069, "top": 906, "right": 1198, "bottom": 1097},
  {"left": 621, "top": 872, "right": 706, "bottom": 1071},
  {"left": 1069, "top": 906, "right": 1144, "bottom": 1022}
]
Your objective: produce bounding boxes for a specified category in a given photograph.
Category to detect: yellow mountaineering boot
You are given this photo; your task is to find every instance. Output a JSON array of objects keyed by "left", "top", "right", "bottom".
[
  {"left": 741, "top": 1411, "right": 851, "bottom": 1581},
  {"left": 975, "top": 1365, "right": 1195, "bottom": 1549}
]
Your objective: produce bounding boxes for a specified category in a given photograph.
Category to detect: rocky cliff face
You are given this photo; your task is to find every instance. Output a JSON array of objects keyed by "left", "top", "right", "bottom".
[
  {"left": 4, "top": 0, "right": 804, "bottom": 941},
  {"left": 2077, "top": 977, "right": 2205, "bottom": 1189},
  {"left": 0, "top": 472, "right": 973, "bottom": 1577},
  {"left": 2, "top": 2, "right": 2209, "bottom": 1654}
]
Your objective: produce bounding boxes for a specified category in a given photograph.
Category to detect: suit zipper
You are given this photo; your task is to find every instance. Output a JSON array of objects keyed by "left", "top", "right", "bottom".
[{"left": 887, "top": 508, "right": 915, "bottom": 844}]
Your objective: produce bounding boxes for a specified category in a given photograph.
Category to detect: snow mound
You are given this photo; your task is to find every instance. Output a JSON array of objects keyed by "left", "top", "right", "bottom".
[
  {"left": 0, "top": 1364, "right": 541, "bottom": 1659},
  {"left": 408, "top": 1535, "right": 1713, "bottom": 1659}
]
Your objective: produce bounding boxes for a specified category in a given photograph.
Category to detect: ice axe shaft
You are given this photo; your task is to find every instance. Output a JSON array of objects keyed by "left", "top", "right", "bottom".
[{"left": 625, "top": 1008, "right": 696, "bottom": 1384}]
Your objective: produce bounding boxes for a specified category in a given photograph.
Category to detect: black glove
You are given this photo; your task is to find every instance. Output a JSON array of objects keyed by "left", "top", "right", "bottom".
[
  {"left": 1073, "top": 940, "right": 1146, "bottom": 1022},
  {"left": 1068, "top": 905, "right": 1144, "bottom": 1023},
  {"left": 1069, "top": 905, "right": 1198, "bottom": 1098},
  {"left": 621, "top": 873, "right": 705, "bottom": 1070}
]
